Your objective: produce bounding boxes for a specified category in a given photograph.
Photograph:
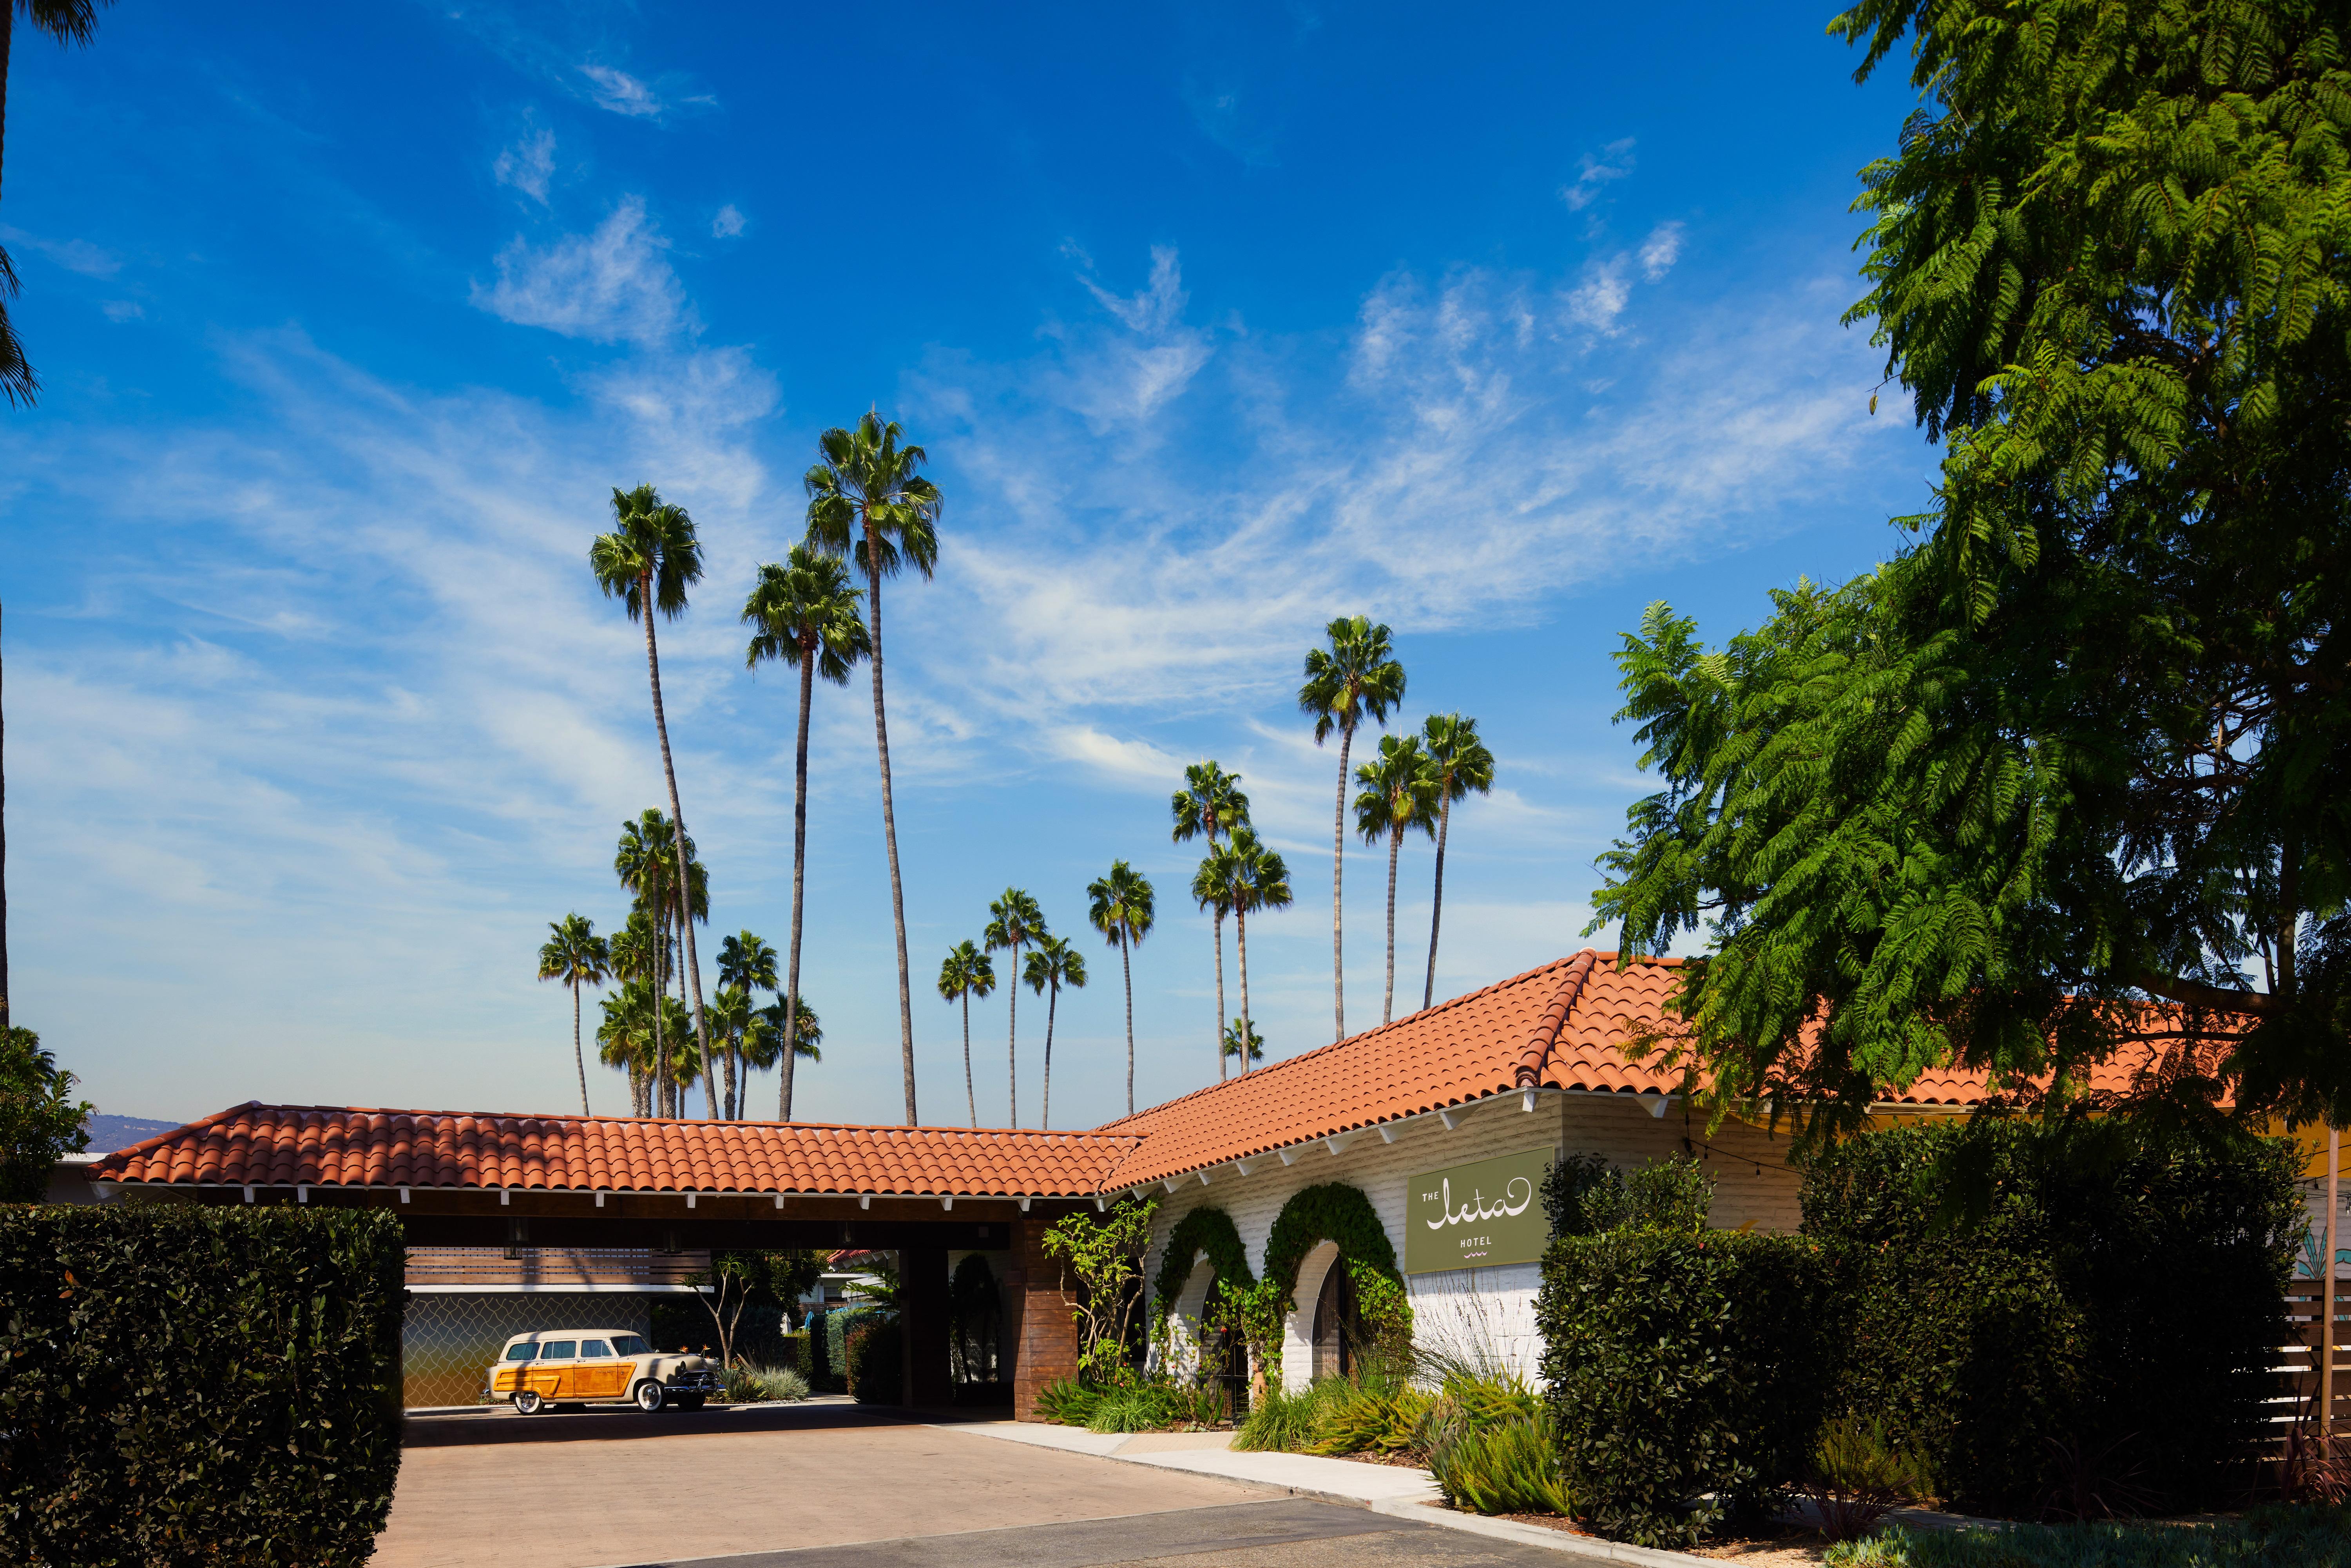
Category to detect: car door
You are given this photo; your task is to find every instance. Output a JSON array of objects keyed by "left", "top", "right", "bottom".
[
  {"left": 493, "top": 1340, "right": 539, "bottom": 1396},
  {"left": 529, "top": 1339, "right": 578, "bottom": 1400},
  {"left": 574, "top": 1339, "right": 629, "bottom": 1398}
]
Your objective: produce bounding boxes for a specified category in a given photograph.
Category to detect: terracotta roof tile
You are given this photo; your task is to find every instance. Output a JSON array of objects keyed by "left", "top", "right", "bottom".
[{"left": 91, "top": 1103, "right": 1141, "bottom": 1197}]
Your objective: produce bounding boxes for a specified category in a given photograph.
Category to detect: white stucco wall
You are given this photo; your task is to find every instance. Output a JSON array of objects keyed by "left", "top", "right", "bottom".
[{"left": 1139, "top": 1086, "right": 1808, "bottom": 1389}]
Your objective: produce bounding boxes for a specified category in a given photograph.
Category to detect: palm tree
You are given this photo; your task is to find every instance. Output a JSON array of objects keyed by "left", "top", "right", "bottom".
[
  {"left": 936, "top": 942, "right": 995, "bottom": 1128},
  {"left": 1419, "top": 713, "right": 1496, "bottom": 1010},
  {"left": 716, "top": 931, "right": 779, "bottom": 1119},
  {"left": 1024, "top": 935, "right": 1087, "bottom": 1130},
  {"left": 755, "top": 994, "right": 823, "bottom": 1069},
  {"left": 592, "top": 484, "right": 720, "bottom": 1121},
  {"left": 1298, "top": 616, "right": 1406, "bottom": 1043},
  {"left": 1353, "top": 732, "right": 1436, "bottom": 1026},
  {"left": 743, "top": 545, "right": 869, "bottom": 1122},
  {"left": 804, "top": 412, "right": 941, "bottom": 1125},
  {"left": 537, "top": 914, "right": 610, "bottom": 1115},
  {"left": 1085, "top": 862, "right": 1155, "bottom": 1115},
  {"left": 984, "top": 889, "right": 1045, "bottom": 1127},
  {"left": 1215, "top": 827, "right": 1293, "bottom": 1074},
  {"left": 1221, "top": 1016, "right": 1264, "bottom": 1070},
  {"left": 614, "top": 810, "right": 707, "bottom": 1116},
  {"left": 1, "top": 1, "right": 109, "bottom": 407},
  {"left": 1190, "top": 854, "right": 1237, "bottom": 1082},
  {"left": 708, "top": 982, "right": 761, "bottom": 1118},
  {"left": 1170, "top": 763, "right": 1248, "bottom": 1075}
]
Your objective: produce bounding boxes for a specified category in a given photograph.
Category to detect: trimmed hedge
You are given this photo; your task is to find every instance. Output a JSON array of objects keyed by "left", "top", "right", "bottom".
[
  {"left": 1803, "top": 1120, "right": 2302, "bottom": 1515},
  {"left": 847, "top": 1318, "right": 901, "bottom": 1404},
  {"left": 0, "top": 1204, "right": 405, "bottom": 1568},
  {"left": 1538, "top": 1229, "right": 1829, "bottom": 1547}
]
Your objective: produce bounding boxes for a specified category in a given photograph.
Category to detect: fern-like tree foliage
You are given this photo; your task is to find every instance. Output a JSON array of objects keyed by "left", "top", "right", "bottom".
[{"left": 1593, "top": 0, "right": 2351, "bottom": 1137}]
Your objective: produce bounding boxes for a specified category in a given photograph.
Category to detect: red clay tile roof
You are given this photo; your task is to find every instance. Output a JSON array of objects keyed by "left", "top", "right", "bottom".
[{"left": 90, "top": 1103, "right": 1142, "bottom": 1197}]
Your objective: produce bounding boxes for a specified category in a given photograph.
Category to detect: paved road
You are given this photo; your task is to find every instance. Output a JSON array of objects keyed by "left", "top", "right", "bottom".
[{"left": 378, "top": 1406, "right": 1600, "bottom": 1568}]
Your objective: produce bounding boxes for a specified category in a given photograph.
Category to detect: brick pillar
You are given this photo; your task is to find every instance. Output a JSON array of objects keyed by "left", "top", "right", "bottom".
[
  {"left": 1009, "top": 1216, "right": 1077, "bottom": 1420},
  {"left": 899, "top": 1244, "right": 951, "bottom": 1410}
]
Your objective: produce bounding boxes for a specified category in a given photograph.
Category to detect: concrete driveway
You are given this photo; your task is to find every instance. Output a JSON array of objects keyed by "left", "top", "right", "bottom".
[{"left": 375, "top": 1402, "right": 1594, "bottom": 1568}]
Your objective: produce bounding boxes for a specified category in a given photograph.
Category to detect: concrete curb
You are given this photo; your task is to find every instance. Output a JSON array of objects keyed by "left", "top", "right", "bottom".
[{"left": 1369, "top": 1499, "right": 1721, "bottom": 1567}]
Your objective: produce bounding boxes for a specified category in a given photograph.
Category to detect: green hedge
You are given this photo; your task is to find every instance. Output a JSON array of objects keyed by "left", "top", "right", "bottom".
[
  {"left": 1802, "top": 1120, "right": 2302, "bottom": 1515},
  {"left": 0, "top": 1204, "right": 405, "bottom": 1568},
  {"left": 848, "top": 1318, "right": 900, "bottom": 1404},
  {"left": 1538, "top": 1229, "right": 1830, "bottom": 1547}
]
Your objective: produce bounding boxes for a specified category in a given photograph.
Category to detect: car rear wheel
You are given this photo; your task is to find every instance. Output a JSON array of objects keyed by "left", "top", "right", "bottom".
[
  {"left": 634, "top": 1380, "right": 666, "bottom": 1413},
  {"left": 513, "top": 1390, "right": 544, "bottom": 1416}
]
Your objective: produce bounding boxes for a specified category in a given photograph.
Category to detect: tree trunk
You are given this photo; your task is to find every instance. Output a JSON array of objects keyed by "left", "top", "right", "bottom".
[
  {"left": 0, "top": 3, "right": 11, "bottom": 202},
  {"left": 1331, "top": 724, "right": 1353, "bottom": 1043},
  {"left": 652, "top": 911, "right": 670, "bottom": 1117},
  {"left": 1007, "top": 940, "right": 1020, "bottom": 1129},
  {"left": 1235, "top": 905, "right": 1252, "bottom": 1076},
  {"left": 782, "top": 640, "right": 816, "bottom": 1122},
  {"left": 1424, "top": 795, "right": 1451, "bottom": 1012},
  {"left": 1382, "top": 825, "right": 1401, "bottom": 1025},
  {"left": 1044, "top": 983, "right": 1060, "bottom": 1130},
  {"left": 723, "top": 1035, "right": 738, "bottom": 1121},
  {"left": 863, "top": 523, "right": 918, "bottom": 1124},
  {"left": 639, "top": 572, "right": 718, "bottom": 1119},
  {"left": 572, "top": 978, "right": 589, "bottom": 1115},
  {"left": 1213, "top": 910, "right": 1226, "bottom": 1083},
  {"left": 1121, "top": 931, "right": 1134, "bottom": 1116},
  {"left": 962, "top": 991, "right": 976, "bottom": 1128}
]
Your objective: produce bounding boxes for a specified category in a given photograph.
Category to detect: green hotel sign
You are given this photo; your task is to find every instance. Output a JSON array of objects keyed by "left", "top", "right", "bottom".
[{"left": 1405, "top": 1147, "right": 1554, "bottom": 1274}]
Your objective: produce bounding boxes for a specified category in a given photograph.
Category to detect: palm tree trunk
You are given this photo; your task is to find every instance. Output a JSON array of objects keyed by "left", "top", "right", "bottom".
[
  {"left": 1424, "top": 795, "right": 1452, "bottom": 1012},
  {"left": 652, "top": 914, "right": 670, "bottom": 1117},
  {"left": 1331, "top": 724, "right": 1353, "bottom": 1043},
  {"left": 572, "top": 978, "right": 589, "bottom": 1115},
  {"left": 1044, "top": 983, "right": 1059, "bottom": 1130},
  {"left": 639, "top": 575, "right": 719, "bottom": 1119},
  {"left": 1383, "top": 826, "right": 1402, "bottom": 1025},
  {"left": 1121, "top": 931, "right": 1134, "bottom": 1116},
  {"left": 1235, "top": 905, "right": 1252, "bottom": 1076},
  {"left": 723, "top": 1037, "right": 738, "bottom": 1120},
  {"left": 962, "top": 991, "right": 976, "bottom": 1128},
  {"left": 782, "top": 644, "right": 816, "bottom": 1122},
  {"left": 1213, "top": 910, "right": 1226, "bottom": 1083},
  {"left": 1007, "top": 941, "right": 1020, "bottom": 1129},
  {"left": 862, "top": 528, "right": 918, "bottom": 1124}
]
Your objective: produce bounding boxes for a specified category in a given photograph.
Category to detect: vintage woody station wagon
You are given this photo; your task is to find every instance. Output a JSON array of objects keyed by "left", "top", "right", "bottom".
[{"left": 487, "top": 1329, "right": 724, "bottom": 1413}]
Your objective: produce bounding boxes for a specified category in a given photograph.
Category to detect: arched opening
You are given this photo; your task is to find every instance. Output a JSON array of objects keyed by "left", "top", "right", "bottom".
[
  {"left": 1161, "top": 1253, "right": 1215, "bottom": 1381},
  {"left": 1282, "top": 1240, "right": 1342, "bottom": 1393},
  {"left": 1311, "top": 1253, "right": 1357, "bottom": 1381}
]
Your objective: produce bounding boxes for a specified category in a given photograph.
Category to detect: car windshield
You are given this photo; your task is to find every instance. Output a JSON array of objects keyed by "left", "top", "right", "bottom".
[
  {"left": 610, "top": 1334, "right": 649, "bottom": 1356},
  {"left": 503, "top": 1344, "right": 538, "bottom": 1362}
]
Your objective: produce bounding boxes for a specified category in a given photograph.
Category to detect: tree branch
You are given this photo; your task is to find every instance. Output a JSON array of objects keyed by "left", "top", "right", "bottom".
[{"left": 2132, "top": 969, "right": 2280, "bottom": 1018}]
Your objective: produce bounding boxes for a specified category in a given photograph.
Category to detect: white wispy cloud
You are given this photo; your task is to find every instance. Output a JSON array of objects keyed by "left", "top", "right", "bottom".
[
  {"left": 494, "top": 127, "right": 557, "bottom": 204},
  {"left": 1639, "top": 221, "right": 1685, "bottom": 281},
  {"left": 474, "top": 196, "right": 693, "bottom": 346},
  {"left": 711, "top": 204, "right": 746, "bottom": 239},
  {"left": 1561, "top": 137, "right": 1636, "bottom": 210},
  {"left": 0, "top": 223, "right": 122, "bottom": 278},
  {"left": 579, "top": 63, "right": 663, "bottom": 118}
]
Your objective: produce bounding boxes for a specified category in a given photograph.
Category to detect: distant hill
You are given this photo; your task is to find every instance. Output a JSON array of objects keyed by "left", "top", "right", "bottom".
[{"left": 81, "top": 1114, "right": 185, "bottom": 1153}]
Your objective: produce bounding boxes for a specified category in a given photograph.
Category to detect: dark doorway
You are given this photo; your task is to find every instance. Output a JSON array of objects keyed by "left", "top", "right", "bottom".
[{"left": 1310, "top": 1258, "right": 1356, "bottom": 1381}]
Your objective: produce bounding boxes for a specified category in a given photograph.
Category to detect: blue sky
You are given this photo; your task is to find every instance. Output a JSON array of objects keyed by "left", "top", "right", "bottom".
[{"left": 1, "top": 1, "right": 1931, "bottom": 1130}]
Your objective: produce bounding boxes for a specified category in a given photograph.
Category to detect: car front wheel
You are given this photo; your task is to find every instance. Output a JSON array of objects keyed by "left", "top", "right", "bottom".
[
  {"left": 634, "top": 1380, "right": 666, "bottom": 1413},
  {"left": 513, "top": 1390, "right": 544, "bottom": 1416}
]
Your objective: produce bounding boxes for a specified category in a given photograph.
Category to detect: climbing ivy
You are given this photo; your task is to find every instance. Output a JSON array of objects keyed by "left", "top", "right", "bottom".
[
  {"left": 1152, "top": 1205, "right": 1255, "bottom": 1324},
  {"left": 1245, "top": 1182, "right": 1412, "bottom": 1378}
]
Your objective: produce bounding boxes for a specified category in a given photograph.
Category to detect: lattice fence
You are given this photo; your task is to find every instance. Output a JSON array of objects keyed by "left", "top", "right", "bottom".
[{"left": 402, "top": 1292, "right": 658, "bottom": 1409}]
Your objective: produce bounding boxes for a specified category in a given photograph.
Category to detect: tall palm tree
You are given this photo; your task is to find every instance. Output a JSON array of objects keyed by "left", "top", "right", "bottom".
[
  {"left": 708, "top": 982, "right": 762, "bottom": 1118},
  {"left": 1215, "top": 827, "right": 1293, "bottom": 1074},
  {"left": 1221, "top": 1016, "right": 1264, "bottom": 1070},
  {"left": 1190, "top": 854, "right": 1237, "bottom": 1083},
  {"left": 1298, "top": 616, "right": 1406, "bottom": 1043},
  {"left": 1170, "top": 763, "right": 1248, "bottom": 1075},
  {"left": 1353, "top": 732, "right": 1436, "bottom": 1026},
  {"left": 614, "top": 810, "right": 706, "bottom": 1116},
  {"left": 716, "top": 931, "right": 779, "bottom": 1119},
  {"left": 1024, "top": 935, "right": 1087, "bottom": 1130},
  {"left": 597, "top": 981, "right": 654, "bottom": 1115},
  {"left": 1419, "top": 713, "right": 1496, "bottom": 1010},
  {"left": 744, "top": 545, "right": 869, "bottom": 1122},
  {"left": 983, "top": 889, "right": 1045, "bottom": 1127},
  {"left": 1085, "top": 862, "right": 1155, "bottom": 1115},
  {"left": 607, "top": 914, "right": 659, "bottom": 1113},
  {"left": 1, "top": 1, "right": 109, "bottom": 408},
  {"left": 936, "top": 941, "right": 995, "bottom": 1128},
  {"left": 751, "top": 993, "right": 823, "bottom": 1080},
  {"left": 537, "top": 914, "right": 610, "bottom": 1115},
  {"left": 592, "top": 484, "right": 720, "bottom": 1120},
  {"left": 804, "top": 412, "right": 941, "bottom": 1125}
]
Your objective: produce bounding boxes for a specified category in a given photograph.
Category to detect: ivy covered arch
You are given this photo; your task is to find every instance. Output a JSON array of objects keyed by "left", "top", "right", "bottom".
[
  {"left": 1254, "top": 1183, "right": 1411, "bottom": 1376},
  {"left": 1152, "top": 1205, "right": 1254, "bottom": 1324}
]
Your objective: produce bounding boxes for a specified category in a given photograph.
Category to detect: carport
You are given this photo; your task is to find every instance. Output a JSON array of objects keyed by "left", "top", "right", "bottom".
[{"left": 85, "top": 1103, "right": 1132, "bottom": 1415}]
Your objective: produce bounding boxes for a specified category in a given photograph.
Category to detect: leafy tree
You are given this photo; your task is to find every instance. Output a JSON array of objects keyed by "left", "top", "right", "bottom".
[
  {"left": 0, "top": 1025, "right": 86, "bottom": 1200},
  {"left": 1041, "top": 1196, "right": 1158, "bottom": 1387},
  {"left": 804, "top": 413, "right": 941, "bottom": 1125},
  {"left": 1201, "top": 827, "right": 1292, "bottom": 1074},
  {"left": 1594, "top": 0, "right": 2351, "bottom": 1134},
  {"left": 984, "top": 889, "right": 1046, "bottom": 1127},
  {"left": 743, "top": 545, "right": 869, "bottom": 1122},
  {"left": 537, "top": 914, "right": 610, "bottom": 1115},
  {"left": 1300, "top": 616, "right": 1406, "bottom": 1043},
  {"left": 1086, "top": 860, "right": 1154, "bottom": 1114},
  {"left": 0, "top": 1, "right": 110, "bottom": 408},
  {"left": 1025, "top": 933, "right": 1087, "bottom": 1129},
  {"left": 614, "top": 809, "right": 706, "bottom": 1117},
  {"left": 936, "top": 940, "right": 995, "bottom": 1128},
  {"left": 1419, "top": 713, "right": 1495, "bottom": 1009},
  {"left": 750, "top": 992, "right": 822, "bottom": 1077},
  {"left": 1221, "top": 1016, "right": 1264, "bottom": 1068},
  {"left": 592, "top": 485, "right": 719, "bottom": 1120},
  {"left": 1172, "top": 762, "right": 1250, "bottom": 1074},
  {"left": 1190, "top": 852, "right": 1237, "bottom": 1083},
  {"left": 604, "top": 920, "right": 661, "bottom": 1114},
  {"left": 1354, "top": 731, "right": 1436, "bottom": 1025},
  {"left": 716, "top": 931, "right": 779, "bottom": 1119}
]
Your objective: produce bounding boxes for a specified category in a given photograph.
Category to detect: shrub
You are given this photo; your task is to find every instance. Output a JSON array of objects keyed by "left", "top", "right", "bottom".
[
  {"left": 1824, "top": 1506, "right": 2351, "bottom": 1568},
  {"left": 1541, "top": 1152, "right": 1714, "bottom": 1238},
  {"left": 0, "top": 1204, "right": 404, "bottom": 1568},
  {"left": 1306, "top": 1378, "right": 1429, "bottom": 1456},
  {"left": 1233, "top": 1378, "right": 1347, "bottom": 1452},
  {"left": 847, "top": 1320, "right": 900, "bottom": 1404},
  {"left": 723, "top": 1363, "right": 810, "bottom": 1403},
  {"left": 1538, "top": 1228, "right": 1831, "bottom": 1547},
  {"left": 1429, "top": 1412, "right": 1574, "bottom": 1516},
  {"left": 1033, "top": 1378, "right": 1101, "bottom": 1425},
  {"left": 1802, "top": 1119, "right": 2302, "bottom": 1515},
  {"left": 1802, "top": 1414, "right": 1930, "bottom": 1542},
  {"left": 1083, "top": 1383, "right": 1170, "bottom": 1433}
]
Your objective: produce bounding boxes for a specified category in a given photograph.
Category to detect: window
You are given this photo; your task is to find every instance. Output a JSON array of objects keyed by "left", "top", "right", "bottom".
[
  {"left": 610, "top": 1334, "right": 650, "bottom": 1356},
  {"left": 579, "top": 1340, "right": 613, "bottom": 1359},
  {"left": 502, "top": 1343, "right": 539, "bottom": 1362},
  {"left": 536, "top": 1341, "right": 577, "bottom": 1360}
]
